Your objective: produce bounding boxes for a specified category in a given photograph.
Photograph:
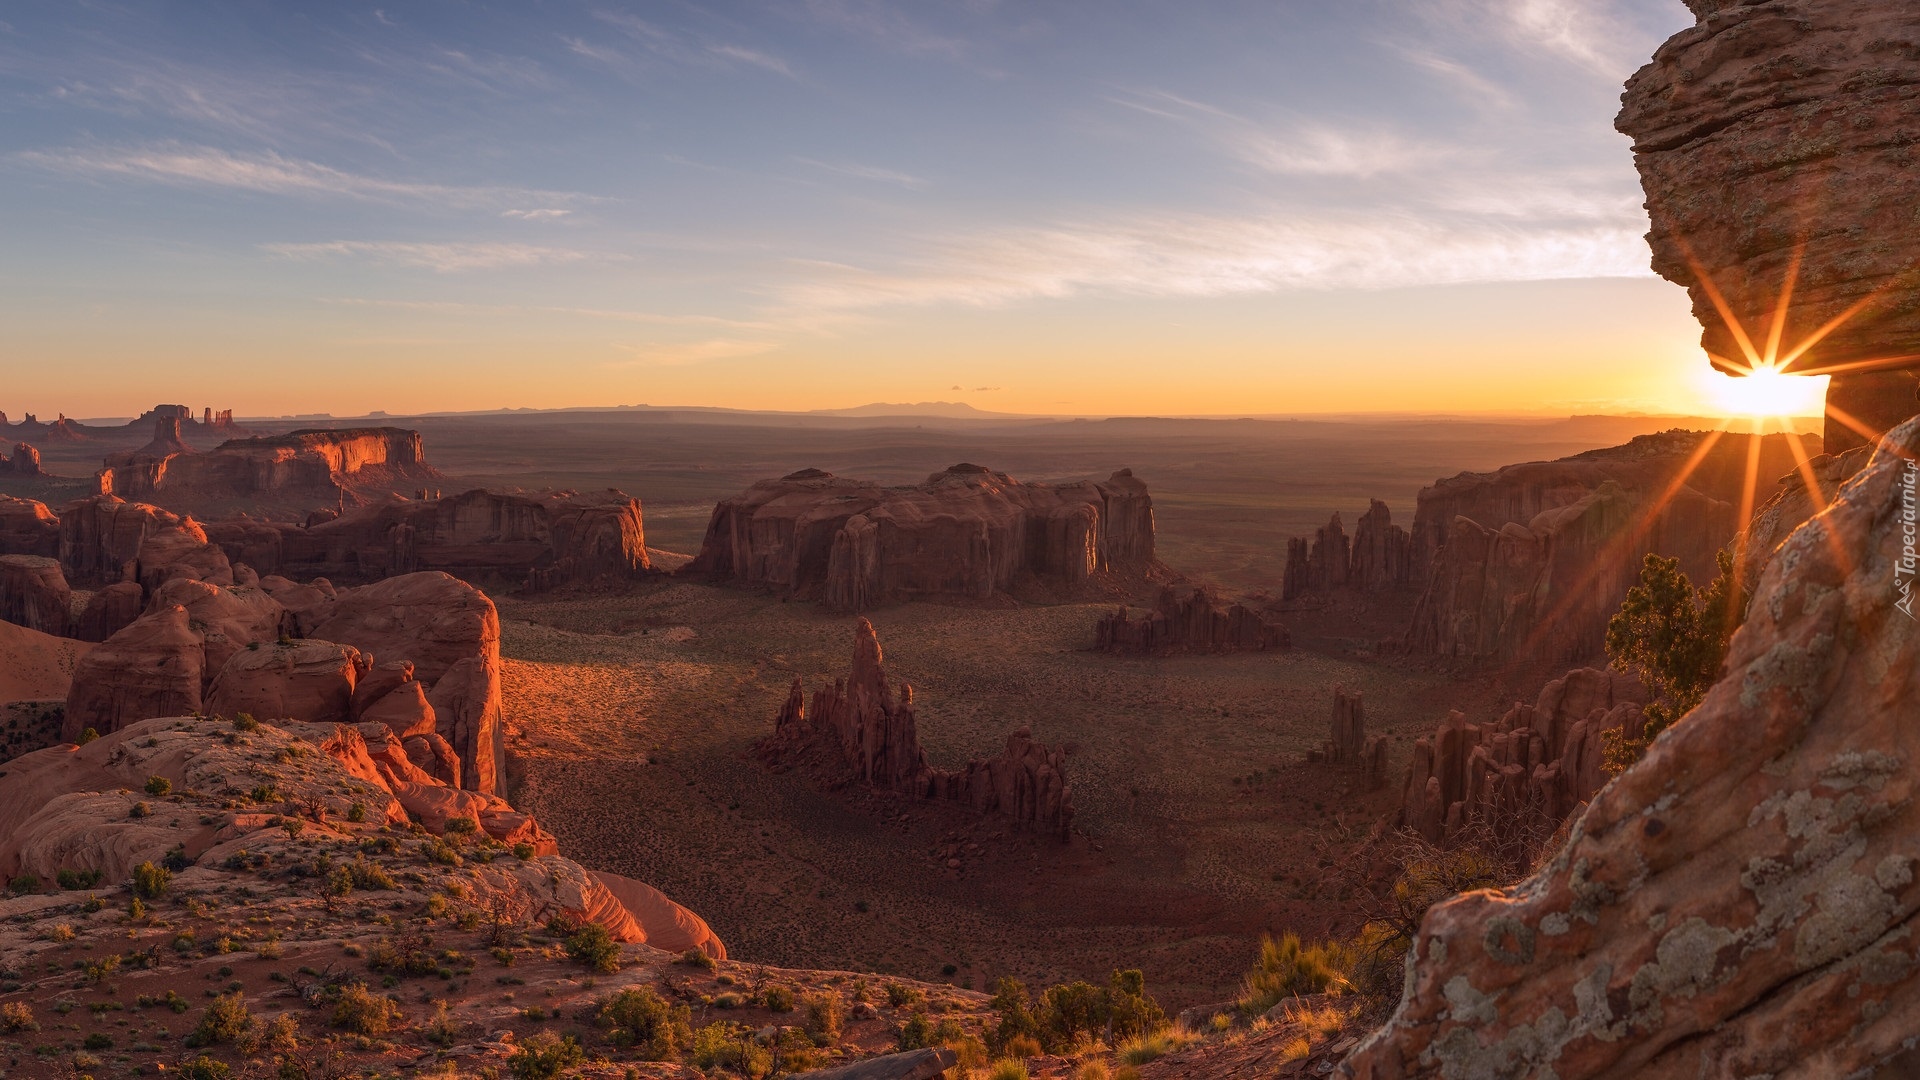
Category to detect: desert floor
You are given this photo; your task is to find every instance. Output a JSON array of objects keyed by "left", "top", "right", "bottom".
[{"left": 498, "top": 580, "right": 1523, "bottom": 1009}]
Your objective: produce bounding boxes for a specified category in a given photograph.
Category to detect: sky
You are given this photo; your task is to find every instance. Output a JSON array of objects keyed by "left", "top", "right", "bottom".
[{"left": 0, "top": 0, "right": 1823, "bottom": 419}]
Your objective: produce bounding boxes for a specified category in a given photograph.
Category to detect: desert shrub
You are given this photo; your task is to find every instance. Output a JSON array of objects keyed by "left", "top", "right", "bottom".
[
  {"left": 421, "top": 1000, "right": 461, "bottom": 1048},
  {"left": 146, "top": 775, "right": 172, "bottom": 796},
  {"left": 509, "top": 1031, "right": 584, "bottom": 1080},
  {"left": 885, "top": 981, "right": 922, "bottom": 1008},
  {"left": 1105, "top": 969, "right": 1166, "bottom": 1040},
  {"left": 0, "top": 1001, "right": 37, "bottom": 1033},
  {"left": 56, "top": 868, "right": 102, "bottom": 890},
  {"left": 444, "top": 815, "right": 477, "bottom": 834},
  {"left": 565, "top": 924, "right": 621, "bottom": 973},
  {"left": 347, "top": 802, "right": 367, "bottom": 823},
  {"left": 1115, "top": 1028, "right": 1197, "bottom": 1065},
  {"left": 83, "top": 954, "right": 119, "bottom": 984},
  {"left": 801, "top": 991, "right": 843, "bottom": 1044},
  {"left": 678, "top": 947, "right": 716, "bottom": 971},
  {"left": 690, "top": 1022, "right": 772, "bottom": 1076},
  {"left": 421, "top": 837, "right": 462, "bottom": 866},
  {"left": 7, "top": 874, "right": 38, "bottom": 895},
  {"left": 188, "top": 992, "right": 252, "bottom": 1047},
  {"left": 988, "top": 1060, "right": 1031, "bottom": 1080},
  {"left": 132, "top": 861, "right": 171, "bottom": 899},
  {"left": 763, "top": 984, "right": 795, "bottom": 1012},
  {"left": 1341, "top": 834, "right": 1510, "bottom": 1015},
  {"left": 330, "top": 984, "right": 402, "bottom": 1036},
  {"left": 1238, "top": 933, "right": 1353, "bottom": 1015},
  {"left": 1077, "top": 1061, "right": 1110, "bottom": 1080},
  {"left": 45, "top": 922, "right": 75, "bottom": 943},
  {"left": 1603, "top": 550, "right": 1745, "bottom": 772},
  {"left": 368, "top": 932, "right": 439, "bottom": 977},
  {"left": 178, "top": 1055, "right": 231, "bottom": 1080},
  {"left": 989, "top": 971, "right": 1166, "bottom": 1054},
  {"left": 897, "top": 1011, "right": 934, "bottom": 1051},
  {"left": 83, "top": 1032, "right": 113, "bottom": 1050},
  {"left": 232, "top": 713, "right": 260, "bottom": 732},
  {"left": 596, "top": 986, "right": 691, "bottom": 1058}
]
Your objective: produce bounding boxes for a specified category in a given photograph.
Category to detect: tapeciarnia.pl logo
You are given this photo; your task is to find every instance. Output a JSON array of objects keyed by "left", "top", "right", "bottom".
[{"left": 1899, "top": 458, "right": 1917, "bottom": 620}]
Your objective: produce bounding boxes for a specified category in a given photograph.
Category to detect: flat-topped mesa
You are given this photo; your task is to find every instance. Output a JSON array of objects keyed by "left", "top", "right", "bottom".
[
  {"left": 765, "top": 619, "right": 1075, "bottom": 836},
  {"left": 1616, "top": 0, "right": 1920, "bottom": 455},
  {"left": 98, "top": 425, "right": 433, "bottom": 502},
  {"left": 1094, "top": 584, "right": 1289, "bottom": 654},
  {"left": 1401, "top": 430, "right": 1805, "bottom": 666},
  {"left": 688, "top": 464, "right": 1155, "bottom": 611},
  {"left": 203, "top": 487, "right": 650, "bottom": 588},
  {"left": 1281, "top": 500, "right": 1413, "bottom": 600}
]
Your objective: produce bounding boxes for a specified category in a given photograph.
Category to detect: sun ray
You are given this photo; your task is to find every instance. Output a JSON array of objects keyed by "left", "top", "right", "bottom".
[
  {"left": 1781, "top": 428, "right": 1855, "bottom": 576},
  {"left": 1762, "top": 246, "right": 1803, "bottom": 367},
  {"left": 1776, "top": 282, "right": 1902, "bottom": 372},
  {"left": 1731, "top": 424, "right": 1767, "bottom": 603},
  {"left": 1676, "top": 241, "right": 1762, "bottom": 369},
  {"left": 1782, "top": 351, "right": 1920, "bottom": 379},
  {"left": 1822, "top": 400, "right": 1886, "bottom": 447}
]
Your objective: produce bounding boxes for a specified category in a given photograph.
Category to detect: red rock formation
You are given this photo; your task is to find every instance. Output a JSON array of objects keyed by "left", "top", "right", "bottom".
[
  {"left": 1741, "top": 447, "right": 1874, "bottom": 587},
  {"left": 306, "top": 572, "right": 505, "bottom": 795},
  {"left": 1094, "top": 585, "right": 1289, "bottom": 654},
  {"left": 205, "top": 640, "right": 363, "bottom": 723},
  {"left": 1394, "top": 668, "right": 1645, "bottom": 849},
  {"left": 203, "top": 488, "right": 650, "bottom": 588},
  {"left": 1343, "top": 419, "right": 1920, "bottom": 1077},
  {"left": 0, "top": 496, "right": 60, "bottom": 558},
  {"left": 0, "top": 555, "right": 69, "bottom": 637},
  {"left": 72, "top": 581, "right": 143, "bottom": 643},
  {"left": 766, "top": 619, "right": 1075, "bottom": 835},
  {"left": 1616, "top": 1, "right": 1920, "bottom": 456},
  {"left": 99, "top": 425, "right": 432, "bottom": 502},
  {"left": 1310, "top": 687, "right": 1388, "bottom": 789},
  {"left": 690, "top": 465, "right": 1155, "bottom": 611},
  {"left": 56, "top": 496, "right": 221, "bottom": 587},
  {"left": 62, "top": 605, "right": 205, "bottom": 739},
  {"left": 0, "top": 443, "right": 41, "bottom": 476},
  {"left": 1281, "top": 501, "right": 1412, "bottom": 600}
]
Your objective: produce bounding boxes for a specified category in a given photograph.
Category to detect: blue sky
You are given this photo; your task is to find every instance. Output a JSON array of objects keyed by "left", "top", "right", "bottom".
[{"left": 0, "top": 0, "right": 1762, "bottom": 418}]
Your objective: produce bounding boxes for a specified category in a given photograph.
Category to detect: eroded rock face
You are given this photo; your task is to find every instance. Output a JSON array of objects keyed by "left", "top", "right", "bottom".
[
  {"left": 205, "top": 639, "right": 363, "bottom": 724},
  {"left": 62, "top": 605, "right": 205, "bottom": 740},
  {"left": 0, "top": 555, "right": 69, "bottom": 637},
  {"left": 766, "top": 619, "right": 1075, "bottom": 835},
  {"left": 204, "top": 488, "right": 650, "bottom": 588},
  {"left": 1282, "top": 501, "right": 1412, "bottom": 599},
  {"left": 689, "top": 465, "right": 1155, "bottom": 611},
  {"left": 98, "top": 425, "right": 433, "bottom": 502},
  {"left": 0, "top": 497, "right": 59, "bottom": 558},
  {"left": 1403, "top": 431, "right": 1804, "bottom": 666},
  {"left": 57, "top": 496, "right": 222, "bottom": 588},
  {"left": 1344, "top": 418, "right": 1920, "bottom": 1078},
  {"left": 0, "top": 443, "right": 40, "bottom": 477},
  {"left": 1617, "top": 0, "right": 1920, "bottom": 455},
  {"left": 1095, "top": 585, "right": 1289, "bottom": 654}
]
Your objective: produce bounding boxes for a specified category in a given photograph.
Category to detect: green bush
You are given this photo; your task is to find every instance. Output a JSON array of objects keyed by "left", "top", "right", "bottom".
[
  {"left": 885, "top": 981, "right": 922, "bottom": 1008},
  {"left": 801, "top": 992, "right": 842, "bottom": 1044},
  {"left": 178, "top": 1055, "right": 231, "bottom": 1080},
  {"left": 1602, "top": 550, "right": 1745, "bottom": 771},
  {"left": 763, "top": 984, "right": 795, "bottom": 1012},
  {"left": 188, "top": 992, "right": 252, "bottom": 1047},
  {"left": 1238, "top": 933, "right": 1353, "bottom": 1015},
  {"left": 597, "top": 987, "right": 691, "bottom": 1058},
  {"left": 677, "top": 947, "right": 717, "bottom": 971},
  {"left": 691, "top": 1022, "right": 772, "bottom": 1076},
  {"left": 509, "top": 1031, "right": 584, "bottom": 1080},
  {"left": 7, "top": 874, "right": 38, "bottom": 895},
  {"left": 0, "top": 1001, "right": 37, "bottom": 1033},
  {"left": 565, "top": 924, "right": 621, "bottom": 973},
  {"left": 56, "top": 868, "right": 102, "bottom": 890},
  {"left": 131, "top": 861, "right": 171, "bottom": 900},
  {"left": 330, "top": 984, "right": 402, "bottom": 1036},
  {"left": 989, "top": 970, "right": 1167, "bottom": 1054},
  {"left": 145, "top": 775, "right": 172, "bottom": 796}
]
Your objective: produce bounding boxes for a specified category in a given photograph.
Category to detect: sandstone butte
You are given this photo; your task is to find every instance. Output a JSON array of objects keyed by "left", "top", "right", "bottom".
[
  {"left": 1342, "top": 413, "right": 1920, "bottom": 1076},
  {"left": 1616, "top": 0, "right": 1920, "bottom": 454},
  {"left": 97, "top": 419, "right": 433, "bottom": 503},
  {"left": 1399, "top": 430, "right": 1803, "bottom": 666},
  {"left": 766, "top": 618, "right": 1076, "bottom": 836},
  {"left": 1095, "top": 584, "right": 1289, "bottom": 655},
  {"left": 688, "top": 464, "right": 1155, "bottom": 611}
]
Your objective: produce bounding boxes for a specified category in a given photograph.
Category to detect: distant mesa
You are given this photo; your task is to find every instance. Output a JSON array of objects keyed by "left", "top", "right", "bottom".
[
  {"left": 1095, "top": 584, "right": 1288, "bottom": 655},
  {"left": 761, "top": 618, "right": 1074, "bottom": 836},
  {"left": 98, "top": 419, "right": 433, "bottom": 503},
  {"left": 0, "top": 443, "right": 41, "bottom": 477},
  {"left": 1616, "top": 0, "right": 1920, "bottom": 453},
  {"left": 688, "top": 463, "right": 1156, "bottom": 611},
  {"left": 1399, "top": 429, "right": 1804, "bottom": 668},
  {"left": 0, "top": 403, "right": 247, "bottom": 445}
]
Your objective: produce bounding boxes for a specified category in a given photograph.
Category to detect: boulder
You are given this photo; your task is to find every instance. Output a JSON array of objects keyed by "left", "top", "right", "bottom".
[
  {"left": 204, "top": 640, "right": 363, "bottom": 724},
  {"left": 591, "top": 870, "right": 728, "bottom": 959},
  {"left": 62, "top": 606, "right": 204, "bottom": 740},
  {"left": 0, "top": 555, "right": 69, "bottom": 636},
  {"left": 1342, "top": 418, "right": 1920, "bottom": 1076},
  {"left": 689, "top": 465, "right": 1155, "bottom": 611},
  {"left": 1616, "top": 0, "right": 1920, "bottom": 455}
]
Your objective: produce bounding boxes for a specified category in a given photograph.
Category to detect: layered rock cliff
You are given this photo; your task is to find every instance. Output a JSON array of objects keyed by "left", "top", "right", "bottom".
[
  {"left": 1616, "top": 0, "right": 1920, "bottom": 454},
  {"left": 689, "top": 465, "right": 1154, "bottom": 611},
  {"left": 98, "top": 424, "right": 433, "bottom": 503},
  {"left": 764, "top": 619, "right": 1075, "bottom": 835},
  {"left": 1343, "top": 415, "right": 1920, "bottom": 1077},
  {"left": 1283, "top": 500, "right": 1414, "bottom": 599},
  {"left": 0, "top": 442, "right": 41, "bottom": 476}
]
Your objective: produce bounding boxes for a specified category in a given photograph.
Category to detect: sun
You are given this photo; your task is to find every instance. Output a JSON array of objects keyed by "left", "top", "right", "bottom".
[{"left": 1703, "top": 363, "right": 1827, "bottom": 423}]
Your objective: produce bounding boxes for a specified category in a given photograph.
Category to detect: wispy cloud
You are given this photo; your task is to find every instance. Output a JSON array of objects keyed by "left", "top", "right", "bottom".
[
  {"left": 502, "top": 208, "right": 573, "bottom": 220},
  {"left": 803, "top": 0, "right": 968, "bottom": 59},
  {"left": 774, "top": 209, "right": 1650, "bottom": 312},
  {"left": 795, "top": 157, "right": 926, "bottom": 188},
  {"left": 561, "top": 36, "right": 623, "bottom": 65},
  {"left": 1113, "top": 90, "right": 1447, "bottom": 179},
  {"left": 22, "top": 143, "right": 590, "bottom": 209},
  {"left": 707, "top": 44, "right": 793, "bottom": 77},
  {"left": 321, "top": 296, "right": 777, "bottom": 331},
  {"left": 264, "top": 240, "right": 607, "bottom": 272}
]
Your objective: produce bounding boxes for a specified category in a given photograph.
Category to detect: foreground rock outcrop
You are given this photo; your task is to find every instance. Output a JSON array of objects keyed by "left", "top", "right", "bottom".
[
  {"left": 1403, "top": 430, "right": 1803, "bottom": 666},
  {"left": 205, "top": 487, "right": 651, "bottom": 588},
  {"left": 98, "top": 423, "right": 433, "bottom": 503},
  {"left": 690, "top": 464, "right": 1155, "bottom": 610},
  {"left": 1617, "top": 0, "right": 1920, "bottom": 455},
  {"left": 765, "top": 620, "right": 1075, "bottom": 835},
  {"left": 1345, "top": 417, "right": 1920, "bottom": 1077},
  {"left": 1095, "top": 585, "right": 1289, "bottom": 654}
]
